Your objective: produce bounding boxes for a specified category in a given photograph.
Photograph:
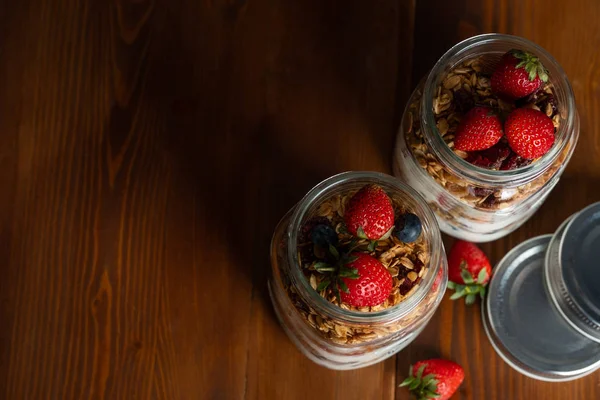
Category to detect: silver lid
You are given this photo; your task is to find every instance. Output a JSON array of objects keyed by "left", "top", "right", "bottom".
[
  {"left": 556, "top": 202, "right": 600, "bottom": 341},
  {"left": 483, "top": 235, "right": 600, "bottom": 381},
  {"left": 543, "top": 212, "right": 600, "bottom": 342}
]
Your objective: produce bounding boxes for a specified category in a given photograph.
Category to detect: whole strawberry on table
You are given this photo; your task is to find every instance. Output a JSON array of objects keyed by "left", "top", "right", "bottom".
[
  {"left": 447, "top": 240, "right": 493, "bottom": 305},
  {"left": 400, "top": 358, "right": 465, "bottom": 400}
]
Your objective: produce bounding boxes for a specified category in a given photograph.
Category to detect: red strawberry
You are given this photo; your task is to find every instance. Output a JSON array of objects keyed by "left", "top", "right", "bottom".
[
  {"left": 400, "top": 359, "right": 464, "bottom": 400},
  {"left": 431, "top": 268, "right": 444, "bottom": 292},
  {"left": 344, "top": 184, "right": 394, "bottom": 240},
  {"left": 339, "top": 253, "right": 392, "bottom": 307},
  {"left": 447, "top": 240, "right": 492, "bottom": 305},
  {"left": 454, "top": 107, "right": 503, "bottom": 151},
  {"left": 491, "top": 50, "right": 548, "bottom": 100},
  {"left": 505, "top": 108, "right": 555, "bottom": 159}
]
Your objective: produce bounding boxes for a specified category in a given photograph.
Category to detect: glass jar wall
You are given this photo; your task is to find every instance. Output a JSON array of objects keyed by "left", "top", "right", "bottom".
[
  {"left": 269, "top": 172, "right": 447, "bottom": 370},
  {"left": 393, "top": 34, "right": 579, "bottom": 242}
]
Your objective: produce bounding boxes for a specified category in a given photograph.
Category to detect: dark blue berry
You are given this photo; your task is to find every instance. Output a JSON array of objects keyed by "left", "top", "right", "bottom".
[
  {"left": 310, "top": 224, "right": 339, "bottom": 247},
  {"left": 394, "top": 213, "right": 422, "bottom": 243}
]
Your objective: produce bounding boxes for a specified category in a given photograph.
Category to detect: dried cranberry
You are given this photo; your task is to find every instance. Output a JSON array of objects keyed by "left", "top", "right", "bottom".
[
  {"left": 454, "top": 88, "right": 475, "bottom": 113},
  {"left": 413, "top": 258, "right": 424, "bottom": 274},
  {"left": 500, "top": 153, "right": 533, "bottom": 170},
  {"left": 515, "top": 89, "right": 545, "bottom": 108},
  {"left": 480, "top": 195, "right": 499, "bottom": 209},
  {"left": 538, "top": 94, "right": 558, "bottom": 117},
  {"left": 466, "top": 142, "right": 511, "bottom": 169},
  {"left": 467, "top": 154, "right": 494, "bottom": 168},
  {"left": 469, "top": 186, "right": 495, "bottom": 198},
  {"left": 399, "top": 278, "right": 416, "bottom": 296}
]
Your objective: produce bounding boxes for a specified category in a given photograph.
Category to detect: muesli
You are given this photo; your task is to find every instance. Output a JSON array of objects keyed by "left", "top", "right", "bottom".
[
  {"left": 405, "top": 52, "right": 568, "bottom": 211},
  {"left": 285, "top": 184, "right": 435, "bottom": 344}
]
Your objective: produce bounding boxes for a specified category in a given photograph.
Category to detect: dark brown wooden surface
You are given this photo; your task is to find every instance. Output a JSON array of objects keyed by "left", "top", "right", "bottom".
[{"left": 0, "top": 0, "right": 599, "bottom": 399}]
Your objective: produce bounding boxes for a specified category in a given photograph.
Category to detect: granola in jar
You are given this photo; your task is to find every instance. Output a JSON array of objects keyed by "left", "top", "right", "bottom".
[
  {"left": 394, "top": 34, "right": 579, "bottom": 242},
  {"left": 269, "top": 172, "right": 447, "bottom": 369}
]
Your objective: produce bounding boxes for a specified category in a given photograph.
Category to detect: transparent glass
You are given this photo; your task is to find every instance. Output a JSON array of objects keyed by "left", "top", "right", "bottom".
[
  {"left": 544, "top": 208, "right": 600, "bottom": 344},
  {"left": 393, "top": 34, "right": 579, "bottom": 242},
  {"left": 268, "top": 171, "right": 447, "bottom": 370}
]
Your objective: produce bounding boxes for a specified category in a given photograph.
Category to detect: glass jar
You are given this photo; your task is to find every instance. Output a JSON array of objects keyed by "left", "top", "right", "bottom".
[
  {"left": 268, "top": 171, "right": 447, "bottom": 370},
  {"left": 393, "top": 34, "right": 579, "bottom": 242}
]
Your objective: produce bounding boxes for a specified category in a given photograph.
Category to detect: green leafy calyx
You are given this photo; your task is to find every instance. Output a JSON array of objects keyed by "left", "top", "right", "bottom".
[
  {"left": 510, "top": 49, "right": 549, "bottom": 83},
  {"left": 447, "top": 261, "right": 489, "bottom": 305},
  {"left": 356, "top": 226, "right": 368, "bottom": 240},
  {"left": 399, "top": 365, "right": 440, "bottom": 399},
  {"left": 312, "top": 245, "right": 360, "bottom": 304}
]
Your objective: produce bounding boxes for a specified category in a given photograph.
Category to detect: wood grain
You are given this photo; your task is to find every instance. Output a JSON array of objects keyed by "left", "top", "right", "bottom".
[
  {"left": 0, "top": 0, "right": 599, "bottom": 399},
  {"left": 401, "top": 0, "right": 600, "bottom": 399}
]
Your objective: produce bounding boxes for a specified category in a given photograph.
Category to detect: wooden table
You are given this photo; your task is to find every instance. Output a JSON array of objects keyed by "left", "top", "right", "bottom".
[{"left": 1, "top": 0, "right": 599, "bottom": 398}]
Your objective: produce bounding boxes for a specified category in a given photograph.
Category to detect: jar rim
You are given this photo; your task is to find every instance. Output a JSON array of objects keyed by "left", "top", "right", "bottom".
[
  {"left": 421, "top": 33, "right": 576, "bottom": 185},
  {"left": 286, "top": 171, "right": 445, "bottom": 324},
  {"left": 546, "top": 204, "right": 600, "bottom": 342}
]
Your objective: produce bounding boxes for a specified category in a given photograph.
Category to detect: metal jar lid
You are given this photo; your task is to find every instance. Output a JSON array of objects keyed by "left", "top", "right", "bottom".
[
  {"left": 545, "top": 202, "right": 600, "bottom": 342},
  {"left": 483, "top": 235, "right": 600, "bottom": 381}
]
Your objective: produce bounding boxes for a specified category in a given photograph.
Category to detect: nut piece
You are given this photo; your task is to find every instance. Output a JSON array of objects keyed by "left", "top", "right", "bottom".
[{"left": 407, "top": 271, "right": 418, "bottom": 282}]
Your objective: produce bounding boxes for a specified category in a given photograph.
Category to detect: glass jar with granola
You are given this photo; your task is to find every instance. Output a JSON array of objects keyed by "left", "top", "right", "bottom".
[
  {"left": 269, "top": 172, "right": 447, "bottom": 370},
  {"left": 393, "top": 34, "right": 579, "bottom": 242}
]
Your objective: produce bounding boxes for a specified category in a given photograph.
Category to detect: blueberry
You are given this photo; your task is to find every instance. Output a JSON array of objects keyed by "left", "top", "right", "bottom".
[
  {"left": 310, "top": 224, "right": 339, "bottom": 247},
  {"left": 394, "top": 213, "right": 422, "bottom": 243}
]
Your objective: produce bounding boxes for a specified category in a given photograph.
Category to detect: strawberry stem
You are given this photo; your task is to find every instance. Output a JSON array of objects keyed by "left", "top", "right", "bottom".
[
  {"left": 447, "top": 263, "right": 488, "bottom": 305},
  {"left": 367, "top": 240, "right": 378, "bottom": 252},
  {"left": 511, "top": 49, "right": 549, "bottom": 83},
  {"left": 309, "top": 242, "right": 361, "bottom": 304},
  {"left": 399, "top": 365, "right": 441, "bottom": 399}
]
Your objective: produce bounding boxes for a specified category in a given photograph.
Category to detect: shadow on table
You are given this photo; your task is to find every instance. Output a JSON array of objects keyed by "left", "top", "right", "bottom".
[
  {"left": 137, "top": 0, "right": 414, "bottom": 321},
  {"left": 140, "top": 0, "right": 600, "bottom": 324},
  {"left": 155, "top": 94, "right": 333, "bottom": 311}
]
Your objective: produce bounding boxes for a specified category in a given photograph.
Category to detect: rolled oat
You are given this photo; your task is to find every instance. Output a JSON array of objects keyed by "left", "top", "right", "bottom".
[{"left": 285, "top": 191, "right": 435, "bottom": 344}]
